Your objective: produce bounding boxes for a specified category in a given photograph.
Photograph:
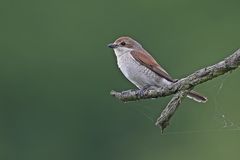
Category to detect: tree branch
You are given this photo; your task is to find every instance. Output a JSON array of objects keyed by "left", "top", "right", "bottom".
[
  {"left": 110, "top": 48, "right": 240, "bottom": 132},
  {"left": 155, "top": 89, "right": 190, "bottom": 132}
]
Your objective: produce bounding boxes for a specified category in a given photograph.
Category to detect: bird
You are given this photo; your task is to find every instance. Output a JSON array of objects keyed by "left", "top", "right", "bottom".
[{"left": 108, "top": 36, "right": 207, "bottom": 103}]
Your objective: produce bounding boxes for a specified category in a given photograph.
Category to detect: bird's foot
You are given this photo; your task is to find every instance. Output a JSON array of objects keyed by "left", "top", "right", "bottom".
[{"left": 137, "top": 85, "right": 156, "bottom": 97}]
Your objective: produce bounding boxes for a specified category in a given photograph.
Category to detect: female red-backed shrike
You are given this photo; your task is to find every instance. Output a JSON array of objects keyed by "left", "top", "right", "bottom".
[{"left": 108, "top": 36, "right": 207, "bottom": 103}]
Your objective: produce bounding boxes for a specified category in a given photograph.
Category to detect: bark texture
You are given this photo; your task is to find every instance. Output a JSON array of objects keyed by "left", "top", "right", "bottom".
[{"left": 110, "top": 49, "right": 240, "bottom": 132}]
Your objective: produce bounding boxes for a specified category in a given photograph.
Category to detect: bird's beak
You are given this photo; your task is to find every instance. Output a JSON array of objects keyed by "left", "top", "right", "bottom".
[{"left": 107, "top": 43, "right": 118, "bottom": 49}]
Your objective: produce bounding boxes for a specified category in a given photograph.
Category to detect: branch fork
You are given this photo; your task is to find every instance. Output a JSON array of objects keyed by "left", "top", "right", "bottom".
[{"left": 110, "top": 49, "right": 240, "bottom": 132}]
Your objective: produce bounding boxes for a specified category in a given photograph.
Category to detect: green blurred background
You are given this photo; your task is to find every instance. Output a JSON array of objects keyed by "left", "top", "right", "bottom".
[{"left": 1, "top": 0, "right": 240, "bottom": 159}]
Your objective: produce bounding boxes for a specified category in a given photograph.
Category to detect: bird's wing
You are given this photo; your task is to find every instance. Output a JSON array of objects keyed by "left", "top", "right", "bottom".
[{"left": 130, "top": 50, "right": 175, "bottom": 82}]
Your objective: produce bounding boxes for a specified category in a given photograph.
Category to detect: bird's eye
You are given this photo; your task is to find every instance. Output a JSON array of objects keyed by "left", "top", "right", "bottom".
[{"left": 121, "top": 42, "right": 126, "bottom": 46}]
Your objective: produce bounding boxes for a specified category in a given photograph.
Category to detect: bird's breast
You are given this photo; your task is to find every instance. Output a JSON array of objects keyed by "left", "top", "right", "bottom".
[
  {"left": 117, "top": 53, "right": 143, "bottom": 77},
  {"left": 116, "top": 53, "right": 170, "bottom": 88}
]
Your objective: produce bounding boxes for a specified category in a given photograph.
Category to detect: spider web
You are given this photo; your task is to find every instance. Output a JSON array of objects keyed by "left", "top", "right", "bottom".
[
  {"left": 212, "top": 73, "right": 240, "bottom": 129},
  {"left": 131, "top": 73, "right": 240, "bottom": 135}
]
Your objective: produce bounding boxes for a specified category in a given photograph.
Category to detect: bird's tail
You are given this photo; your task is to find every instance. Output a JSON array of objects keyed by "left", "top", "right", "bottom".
[{"left": 187, "top": 90, "right": 208, "bottom": 103}]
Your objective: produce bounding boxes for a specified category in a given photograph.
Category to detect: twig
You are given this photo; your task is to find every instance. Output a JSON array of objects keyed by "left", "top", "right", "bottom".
[
  {"left": 110, "top": 48, "right": 240, "bottom": 132},
  {"left": 155, "top": 89, "right": 190, "bottom": 132}
]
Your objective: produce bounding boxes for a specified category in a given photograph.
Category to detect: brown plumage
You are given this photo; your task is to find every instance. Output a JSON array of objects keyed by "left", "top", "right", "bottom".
[{"left": 130, "top": 50, "right": 174, "bottom": 82}]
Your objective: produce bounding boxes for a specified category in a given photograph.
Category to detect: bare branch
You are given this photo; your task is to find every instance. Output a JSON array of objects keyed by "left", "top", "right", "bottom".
[
  {"left": 155, "top": 89, "right": 190, "bottom": 132},
  {"left": 110, "top": 48, "right": 240, "bottom": 131}
]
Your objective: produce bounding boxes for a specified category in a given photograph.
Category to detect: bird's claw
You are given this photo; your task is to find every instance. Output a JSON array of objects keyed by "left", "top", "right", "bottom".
[{"left": 137, "top": 85, "right": 155, "bottom": 97}]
